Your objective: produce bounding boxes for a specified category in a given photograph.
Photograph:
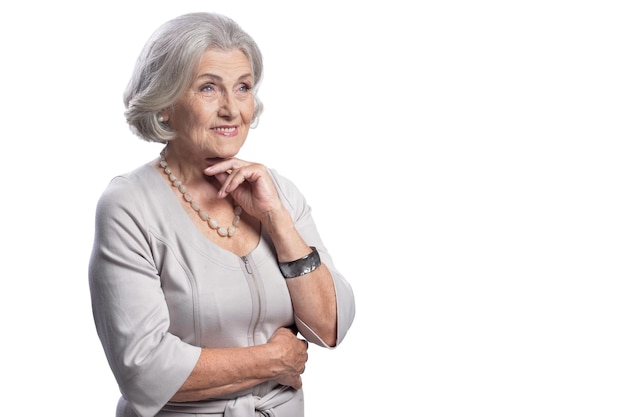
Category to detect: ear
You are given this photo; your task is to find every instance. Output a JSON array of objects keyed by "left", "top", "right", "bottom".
[{"left": 157, "top": 112, "right": 170, "bottom": 123}]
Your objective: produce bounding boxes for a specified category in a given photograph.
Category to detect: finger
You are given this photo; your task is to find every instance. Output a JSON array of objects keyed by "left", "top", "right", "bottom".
[
  {"left": 217, "top": 169, "right": 247, "bottom": 198},
  {"left": 206, "top": 161, "right": 253, "bottom": 198},
  {"left": 220, "top": 164, "right": 266, "bottom": 197},
  {"left": 204, "top": 158, "right": 247, "bottom": 175},
  {"left": 212, "top": 172, "right": 230, "bottom": 185}
]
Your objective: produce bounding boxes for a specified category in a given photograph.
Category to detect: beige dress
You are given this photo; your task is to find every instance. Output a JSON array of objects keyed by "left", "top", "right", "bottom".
[{"left": 89, "top": 163, "right": 356, "bottom": 417}]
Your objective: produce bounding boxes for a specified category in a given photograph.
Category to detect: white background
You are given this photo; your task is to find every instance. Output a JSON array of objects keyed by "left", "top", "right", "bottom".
[{"left": 2, "top": 1, "right": 625, "bottom": 416}]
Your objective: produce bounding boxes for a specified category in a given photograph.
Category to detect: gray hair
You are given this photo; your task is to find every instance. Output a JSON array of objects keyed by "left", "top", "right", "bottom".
[{"left": 123, "top": 12, "right": 264, "bottom": 143}]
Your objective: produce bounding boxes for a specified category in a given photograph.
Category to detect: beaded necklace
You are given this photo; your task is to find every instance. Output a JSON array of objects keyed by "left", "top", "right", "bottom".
[{"left": 159, "top": 155, "right": 242, "bottom": 237}]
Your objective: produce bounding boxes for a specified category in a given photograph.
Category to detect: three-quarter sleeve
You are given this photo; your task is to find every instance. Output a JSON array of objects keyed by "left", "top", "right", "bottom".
[
  {"left": 269, "top": 169, "right": 356, "bottom": 348},
  {"left": 89, "top": 177, "right": 201, "bottom": 417}
]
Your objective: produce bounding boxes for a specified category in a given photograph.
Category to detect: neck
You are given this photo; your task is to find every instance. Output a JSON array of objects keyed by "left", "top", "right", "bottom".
[
  {"left": 159, "top": 152, "right": 242, "bottom": 238},
  {"left": 160, "top": 146, "right": 208, "bottom": 185}
]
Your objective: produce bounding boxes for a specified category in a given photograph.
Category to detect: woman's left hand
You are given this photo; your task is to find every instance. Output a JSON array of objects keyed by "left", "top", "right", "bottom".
[{"left": 204, "top": 158, "right": 283, "bottom": 222}]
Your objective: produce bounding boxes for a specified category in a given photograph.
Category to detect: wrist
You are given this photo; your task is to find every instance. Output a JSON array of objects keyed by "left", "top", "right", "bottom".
[
  {"left": 278, "top": 247, "right": 320, "bottom": 279},
  {"left": 261, "top": 206, "right": 293, "bottom": 234},
  {"left": 261, "top": 207, "right": 312, "bottom": 263}
]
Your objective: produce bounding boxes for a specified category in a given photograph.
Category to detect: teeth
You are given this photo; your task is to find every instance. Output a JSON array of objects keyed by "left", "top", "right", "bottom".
[{"left": 214, "top": 127, "right": 236, "bottom": 132}]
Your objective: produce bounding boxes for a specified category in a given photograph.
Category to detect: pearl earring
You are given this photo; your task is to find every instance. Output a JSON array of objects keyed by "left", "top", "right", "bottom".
[{"left": 157, "top": 114, "right": 165, "bottom": 123}]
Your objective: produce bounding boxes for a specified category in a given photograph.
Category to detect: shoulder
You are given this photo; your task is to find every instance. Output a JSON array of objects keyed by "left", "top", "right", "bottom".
[
  {"left": 268, "top": 168, "right": 304, "bottom": 201},
  {"left": 95, "top": 164, "right": 161, "bottom": 218},
  {"left": 267, "top": 168, "right": 310, "bottom": 218}
]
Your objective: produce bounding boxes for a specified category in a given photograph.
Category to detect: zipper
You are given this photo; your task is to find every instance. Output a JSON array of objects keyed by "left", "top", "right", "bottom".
[
  {"left": 241, "top": 255, "right": 262, "bottom": 346},
  {"left": 242, "top": 255, "right": 275, "bottom": 397},
  {"left": 241, "top": 255, "right": 253, "bottom": 274}
]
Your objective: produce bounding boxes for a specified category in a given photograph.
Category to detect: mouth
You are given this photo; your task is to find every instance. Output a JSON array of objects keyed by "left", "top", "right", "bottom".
[{"left": 212, "top": 126, "right": 238, "bottom": 137}]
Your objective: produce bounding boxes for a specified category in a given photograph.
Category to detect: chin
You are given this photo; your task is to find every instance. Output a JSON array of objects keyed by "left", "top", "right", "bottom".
[{"left": 205, "top": 151, "right": 239, "bottom": 161}]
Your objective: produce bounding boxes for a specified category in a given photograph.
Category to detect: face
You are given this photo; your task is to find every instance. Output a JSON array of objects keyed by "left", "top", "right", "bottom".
[{"left": 165, "top": 48, "right": 255, "bottom": 159}]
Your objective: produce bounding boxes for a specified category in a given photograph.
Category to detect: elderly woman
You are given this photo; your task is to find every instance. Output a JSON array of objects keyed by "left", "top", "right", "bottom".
[{"left": 88, "top": 12, "right": 355, "bottom": 417}]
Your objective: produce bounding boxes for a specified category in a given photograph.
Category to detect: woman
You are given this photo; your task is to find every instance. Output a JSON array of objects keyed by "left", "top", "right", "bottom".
[{"left": 88, "top": 12, "right": 355, "bottom": 417}]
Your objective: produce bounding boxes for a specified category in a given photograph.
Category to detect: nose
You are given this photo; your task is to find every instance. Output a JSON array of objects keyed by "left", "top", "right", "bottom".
[{"left": 217, "top": 91, "right": 239, "bottom": 119}]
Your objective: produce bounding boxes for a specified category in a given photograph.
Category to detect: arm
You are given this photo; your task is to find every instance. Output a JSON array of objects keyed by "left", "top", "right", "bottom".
[
  {"left": 206, "top": 160, "right": 355, "bottom": 348},
  {"left": 264, "top": 207, "right": 338, "bottom": 346},
  {"left": 89, "top": 176, "right": 309, "bottom": 414},
  {"left": 172, "top": 327, "right": 307, "bottom": 402}
]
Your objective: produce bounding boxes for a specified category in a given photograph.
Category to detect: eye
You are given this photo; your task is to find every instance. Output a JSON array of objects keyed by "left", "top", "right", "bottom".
[
  {"left": 238, "top": 83, "right": 252, "bottom": 93},
  {"left": 201, "top": 84, "right": 216, "bottom": 93}
]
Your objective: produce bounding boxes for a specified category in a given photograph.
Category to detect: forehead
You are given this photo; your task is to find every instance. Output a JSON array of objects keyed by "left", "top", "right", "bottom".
[{"left": 194, "top": 48, "right": 252, "bottom": 79}]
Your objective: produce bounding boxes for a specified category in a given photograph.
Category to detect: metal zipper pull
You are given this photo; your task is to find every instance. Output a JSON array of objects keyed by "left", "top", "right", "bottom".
[{"left": 241, "top": 255, "right": 253, "bottom": 274}]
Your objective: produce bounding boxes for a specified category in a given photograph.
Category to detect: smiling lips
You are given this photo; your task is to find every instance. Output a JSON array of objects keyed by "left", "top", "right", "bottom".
[{"left": 212, "top": 126, "right": 238, "bottom": 137}]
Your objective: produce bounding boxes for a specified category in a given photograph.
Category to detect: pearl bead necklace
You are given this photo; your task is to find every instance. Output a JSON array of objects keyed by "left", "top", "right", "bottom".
[{"left": 159, "top": 156, "right": 242, "bottom": 238}]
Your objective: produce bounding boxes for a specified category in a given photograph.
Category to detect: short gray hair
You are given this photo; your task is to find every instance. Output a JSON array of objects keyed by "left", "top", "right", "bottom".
[{"left": 123, "top": 12, "right": 264, "bottom": 143}]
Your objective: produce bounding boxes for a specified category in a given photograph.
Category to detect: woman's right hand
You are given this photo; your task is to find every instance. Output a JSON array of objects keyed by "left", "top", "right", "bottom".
[{"left": 267, "top": 327, "right": 309, "bottom": 389}]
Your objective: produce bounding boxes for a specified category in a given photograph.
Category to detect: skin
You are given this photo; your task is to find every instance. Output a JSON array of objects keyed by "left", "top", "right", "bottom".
[{"left": 155, "top": 48, "right": 338, "bottom": 402}]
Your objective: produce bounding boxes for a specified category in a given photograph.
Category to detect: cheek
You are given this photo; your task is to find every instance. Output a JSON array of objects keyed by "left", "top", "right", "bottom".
[
  {"left": 241, "top": 98, "right": 256, "bottom": 122},
  {"left": 170, "top": 100, "right": 204, "bottom": 127}
]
